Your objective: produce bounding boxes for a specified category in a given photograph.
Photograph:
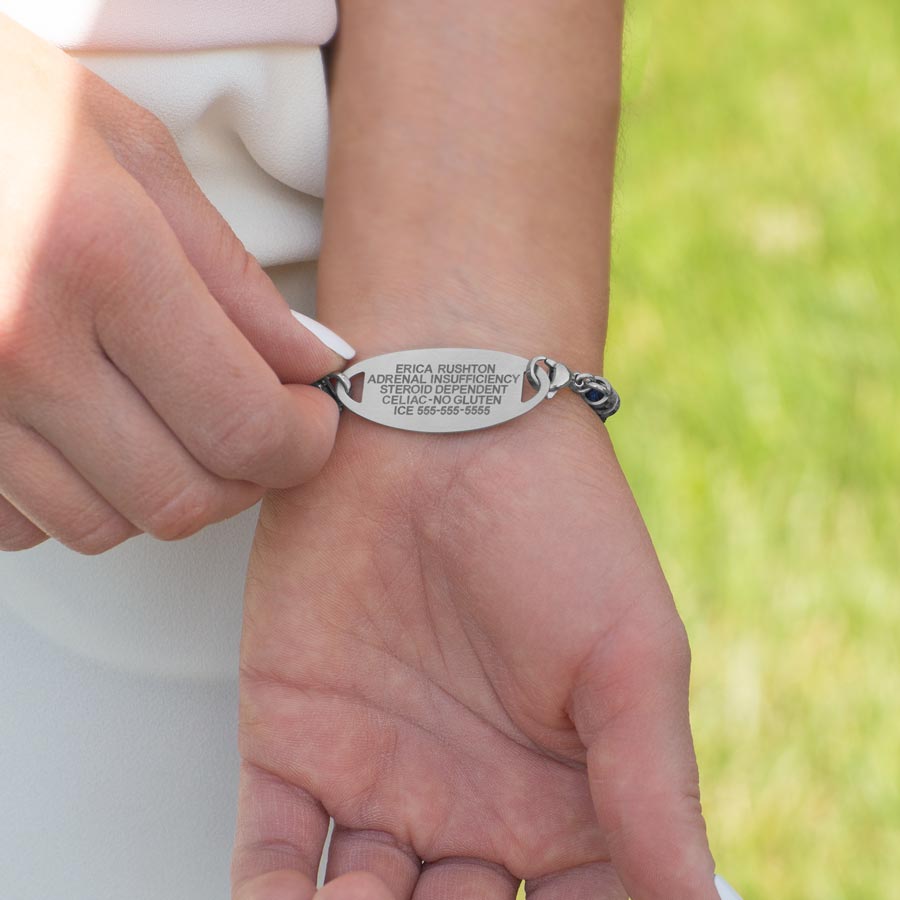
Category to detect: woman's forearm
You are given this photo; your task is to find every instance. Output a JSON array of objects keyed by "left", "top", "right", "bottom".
[{"left": 318, "top": 0, "right": 624, "bottom": 372}]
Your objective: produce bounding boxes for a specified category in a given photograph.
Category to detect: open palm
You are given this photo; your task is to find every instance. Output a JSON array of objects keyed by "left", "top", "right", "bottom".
[{"left": 232, "top": 398, "right": 719, "bottom": 900}]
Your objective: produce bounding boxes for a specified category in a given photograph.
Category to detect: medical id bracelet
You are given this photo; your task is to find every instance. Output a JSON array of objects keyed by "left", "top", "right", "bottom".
[{"left": 314, "top": 348, "right": 619, "bottom": 434}]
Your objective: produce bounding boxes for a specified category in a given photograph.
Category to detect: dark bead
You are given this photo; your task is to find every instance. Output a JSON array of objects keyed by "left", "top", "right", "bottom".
[{"left": 586, "top": 388, "right": 602, "bottom": 403}]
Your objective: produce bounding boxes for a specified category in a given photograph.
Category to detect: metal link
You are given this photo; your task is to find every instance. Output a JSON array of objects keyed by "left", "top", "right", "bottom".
[
  {"left": 572, "top": 373, "right": 621, "bottom": 421},
  {"left": 312, "top": 372, "right": 351, "bottom": 410},
  {"left": 526, "top": 356, "right": 621, "bottom": 422},
  {"left": 525, "top": 355, "right": 548, "bottom": 390}
]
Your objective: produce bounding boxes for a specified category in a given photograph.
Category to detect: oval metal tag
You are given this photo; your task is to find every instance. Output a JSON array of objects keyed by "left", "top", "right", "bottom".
[{"left": 334, "top": 348, "right": 550, "bottom": 433}]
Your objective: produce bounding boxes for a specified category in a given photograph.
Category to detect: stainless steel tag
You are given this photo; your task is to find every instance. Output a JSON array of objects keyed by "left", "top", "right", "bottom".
[{"left": 333, "top": 348, "right": 550, "bottom": 433}]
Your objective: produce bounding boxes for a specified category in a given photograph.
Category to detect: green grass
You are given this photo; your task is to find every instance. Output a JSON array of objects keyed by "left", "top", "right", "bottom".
[{"left": 599, "top": 0, "right": 899, "bottom": 896}]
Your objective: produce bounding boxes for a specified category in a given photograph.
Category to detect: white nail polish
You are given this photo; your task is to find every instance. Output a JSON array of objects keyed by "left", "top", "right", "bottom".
[
  {"left": 715, "top": 874, "right": 744, "bottom": 900},
  {"left": 290, "top": 310, "right": 355, "bottom": 359}
]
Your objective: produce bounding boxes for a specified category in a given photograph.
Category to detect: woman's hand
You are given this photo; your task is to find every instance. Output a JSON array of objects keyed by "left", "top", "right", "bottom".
[
  {"left": 234, "top": 1, "right": 723, "bottom": 896},
  {"left": 0, "top": 14, "right": 351, "bottom": 555},
  {"left": 233, "top": 391, "right": 719, "bottom": 900}
]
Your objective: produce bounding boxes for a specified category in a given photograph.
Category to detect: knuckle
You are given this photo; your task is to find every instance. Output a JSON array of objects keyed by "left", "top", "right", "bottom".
[
  {"left": 141, "top": 481, "right": 218, "bottom": 541},
  {"left": 205, "top": 404, "right": 286, "bottom": 481},
  {"left": 134, "top": 105, "right": 176, "bottom": 147},
  {"left": 212, "top": 227, "right": 264, "bottom": 296},
  {"left": 118, "top": 106, "right": 185, "bottom": 181},
  {"left": 40, "top": 180, "right": 147, "bottom": 300},
  {"left": 0, "top": 234, "right": 102, "bottom": 394},
  {"left": 42, "top": 189, "right": 117, "bottom": 275},
  {"left": 62, "top": 515, "right": 135, "bottom": 556},
  {"left": 598, "top": 588, "right": 692, "bottom": 677},
  {"left": 586, "top": 611, "right": 694, "bottom": 730},
  {"left": 632, "top": 611, "right": 692, "bottom": 678}
]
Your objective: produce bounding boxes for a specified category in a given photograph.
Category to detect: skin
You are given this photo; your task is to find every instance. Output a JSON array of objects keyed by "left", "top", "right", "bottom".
[
  {"left": 235, "top": 399, "right": 715, "bottom": 900},
  {"left": 0, "top": 14, "right": 344, "bottom": 555},
  {"left": 1, "top": 0, "right": 722, "bottom": 897},
  {"left": 234, "top": 1, "right": 720, "bottom": 899}
]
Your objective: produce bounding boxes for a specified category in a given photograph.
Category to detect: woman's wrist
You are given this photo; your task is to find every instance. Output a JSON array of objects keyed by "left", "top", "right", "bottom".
[
  {"left": 317, "top": 280, "right": 608, "bottom": 379},
  {"left": 316, "top": 0, "right": 623, "bottom": 383},
  {"left": 315, "top": 296, "right": 617, "bottom": 450}
]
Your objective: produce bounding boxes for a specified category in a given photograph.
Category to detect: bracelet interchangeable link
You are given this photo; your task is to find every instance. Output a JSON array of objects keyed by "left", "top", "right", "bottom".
[
  {"left": 314, "top": 348, "right": 619, "bottom": 434},
  {"left": 525, "top": 355, "right": 621, "bottom": 422}
]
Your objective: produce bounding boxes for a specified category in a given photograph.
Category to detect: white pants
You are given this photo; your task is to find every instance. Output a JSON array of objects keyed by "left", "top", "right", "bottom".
[{"left": 0, "top": 47, "right": 329, "bottom": 900}]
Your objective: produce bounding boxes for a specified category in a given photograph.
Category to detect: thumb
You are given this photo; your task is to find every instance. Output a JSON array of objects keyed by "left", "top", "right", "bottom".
[
  {"left": 91, "top": 88, "right": 354, "bottom": 381},
  {"left": 570, "top": 601, "right": 720, "bottom": 900}
]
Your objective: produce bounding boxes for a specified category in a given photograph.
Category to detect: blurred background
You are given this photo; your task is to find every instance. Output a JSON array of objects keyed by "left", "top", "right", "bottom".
[{"left": 604, "top": 1, "right": 898, "bottom": 897}]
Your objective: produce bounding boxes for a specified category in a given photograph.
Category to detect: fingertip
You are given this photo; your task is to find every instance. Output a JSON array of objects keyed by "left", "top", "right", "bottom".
[
  {"left": 316, "top": 871, "right": 395, "bottom": 900},
  {"left": 0, "top": 523, "right": 49, "bottom": 552},
  {"left": 0, "top": 497, "right": 49, "bottom": 552},
  {"left": 233, "top": 869, "right": 317, "bottom": 900}
]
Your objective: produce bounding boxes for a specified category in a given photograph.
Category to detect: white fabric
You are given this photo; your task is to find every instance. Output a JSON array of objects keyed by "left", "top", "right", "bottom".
[
  {"left": 0, "top": 0, "right": 336, "bottom": 50},
  {"left": 78, "top": 48, "right": 330, "bottom": 269},
  {"left": 0, "top": 4, "right": 337, "bottom": 899}
]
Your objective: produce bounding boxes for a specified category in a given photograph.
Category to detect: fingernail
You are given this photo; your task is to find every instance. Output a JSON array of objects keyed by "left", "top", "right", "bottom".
[
  {"left": 715, "top": 874, "right": 744, "bottom": 900},
  {"left": 290, "top": 310, "right": 355, "bottom": 359}
]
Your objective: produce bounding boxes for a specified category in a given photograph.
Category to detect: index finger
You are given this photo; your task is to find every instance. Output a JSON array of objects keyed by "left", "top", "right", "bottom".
[{"left": 90, "top": 177, "right": 340, "bottom": 488}]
